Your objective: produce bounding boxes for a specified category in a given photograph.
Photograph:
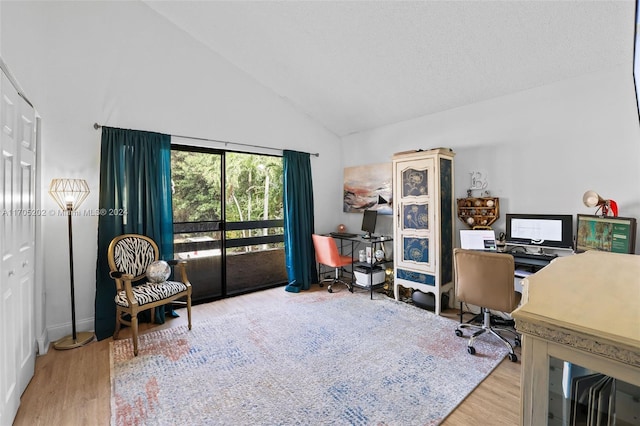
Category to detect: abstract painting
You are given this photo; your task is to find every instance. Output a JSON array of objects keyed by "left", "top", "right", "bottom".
[{"left": 343, "top": 163, "right": 392, "bottom": 214}]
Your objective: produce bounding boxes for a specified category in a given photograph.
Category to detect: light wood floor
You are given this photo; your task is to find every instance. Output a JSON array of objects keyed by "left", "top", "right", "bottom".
[{"left": 13, "top": 286, "right": 520, "bottom": 425}]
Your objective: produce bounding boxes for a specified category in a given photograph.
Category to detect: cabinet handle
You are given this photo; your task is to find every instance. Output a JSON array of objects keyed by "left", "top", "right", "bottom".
[
  {"left": 8, "top": 270, "right": 15, "bottom": 277},
  {"left": 22, "top": 260, "right": 28, "bottom": 267}
]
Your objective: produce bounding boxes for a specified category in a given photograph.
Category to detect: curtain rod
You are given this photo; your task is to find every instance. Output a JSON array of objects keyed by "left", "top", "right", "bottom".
[{"left": 93, "top": 123, "right": 319, "bottom": 157}]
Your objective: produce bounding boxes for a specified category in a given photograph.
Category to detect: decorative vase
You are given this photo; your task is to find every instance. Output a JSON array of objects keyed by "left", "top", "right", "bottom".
[{"left": 375, "top": 249, "right": 385, "bottom": 262}]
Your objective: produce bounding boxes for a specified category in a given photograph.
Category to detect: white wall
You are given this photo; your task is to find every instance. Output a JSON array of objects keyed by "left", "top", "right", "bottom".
[
  {"left": 341, "top": 67, "right": 640, "bottom": 251},
  {"left": 1, "top": 1, "right": 343, "bottom": 346}
]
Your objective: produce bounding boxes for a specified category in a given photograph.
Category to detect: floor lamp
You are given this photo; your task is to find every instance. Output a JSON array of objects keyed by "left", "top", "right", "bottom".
[{"left": 49, "top": 178, "right": 94, "bottom": 349}]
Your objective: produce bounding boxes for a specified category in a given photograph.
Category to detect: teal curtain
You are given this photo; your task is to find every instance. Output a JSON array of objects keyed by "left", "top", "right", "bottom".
[
  {"left": 283, "top": 150, "right": 317, "bottom": 292},
  {"left": 94, "top": 127, "right": 174, "bottom": 340}
]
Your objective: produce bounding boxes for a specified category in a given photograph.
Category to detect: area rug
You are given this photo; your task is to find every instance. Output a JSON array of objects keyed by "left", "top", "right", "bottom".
[{"left": 110, "top": 289, "right": 510, "bottom": 425}]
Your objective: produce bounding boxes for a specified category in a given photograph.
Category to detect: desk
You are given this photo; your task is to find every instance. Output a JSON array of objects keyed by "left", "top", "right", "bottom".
[
  {"left": 328, "top": 234, "right": 393, "bottom": 299},
  {"left": 512, "top": 251, "right": 640, "bottom": 425},
  {"left": 503, "top": 247, "right": 572, "bottom": 293}
]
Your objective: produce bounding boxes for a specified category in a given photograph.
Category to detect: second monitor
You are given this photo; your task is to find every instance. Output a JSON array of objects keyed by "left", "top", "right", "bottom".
[{"left": 361, "top": 209, "right": 377, "bottom": 239}]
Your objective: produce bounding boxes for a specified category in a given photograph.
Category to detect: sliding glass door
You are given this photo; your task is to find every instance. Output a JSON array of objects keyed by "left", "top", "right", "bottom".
[{"left": 171, "top": 146, "right": 286, "bottom": 302}]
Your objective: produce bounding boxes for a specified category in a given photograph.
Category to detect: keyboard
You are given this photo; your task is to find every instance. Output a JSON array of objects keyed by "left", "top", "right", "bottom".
[
  {"left": 509, "top": 251, "right": 557, "bottom": 262},
  {"left": 330, "top": 232, "right": 357, "bottom": 238}
]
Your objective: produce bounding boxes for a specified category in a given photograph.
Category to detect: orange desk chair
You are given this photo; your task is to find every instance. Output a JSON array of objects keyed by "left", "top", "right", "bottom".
[{"left": 312, "top": 234, "right": 354, "bottom": 293}]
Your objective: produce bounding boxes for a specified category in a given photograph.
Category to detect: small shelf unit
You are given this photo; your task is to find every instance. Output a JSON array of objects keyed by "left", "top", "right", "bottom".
[{"left": 457, "top": 196, "right": 499, "bottom": 228}]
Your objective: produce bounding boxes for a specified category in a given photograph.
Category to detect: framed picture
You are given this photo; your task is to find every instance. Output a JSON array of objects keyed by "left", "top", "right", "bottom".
[{"left": 343, "top": 162, "right": 392, "bottom": 214}]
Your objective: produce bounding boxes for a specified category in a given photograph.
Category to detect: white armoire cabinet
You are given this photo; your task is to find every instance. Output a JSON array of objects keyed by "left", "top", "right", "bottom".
[
  {"left": 0, "top": 61, "right": 37, "bottom": 425},
  {"left": 392, "top": 148, "right": 455, "bottom": 315}
]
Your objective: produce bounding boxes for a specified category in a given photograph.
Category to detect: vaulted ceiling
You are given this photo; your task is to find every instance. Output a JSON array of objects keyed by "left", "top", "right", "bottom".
[{"left": 144, "top": 1, "right": 635, "bottom": 137}]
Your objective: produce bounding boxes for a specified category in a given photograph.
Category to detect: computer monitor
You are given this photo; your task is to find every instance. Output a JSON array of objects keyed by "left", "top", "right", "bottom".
[
  {"left": 576, "top": 214, "right": 637, "bottom": 254},
  {"left": 361, "top": 209, "right": 377, "bottom": 239},
  {"left": 505, "top": 213, "right": 573, "bottom": 249}
]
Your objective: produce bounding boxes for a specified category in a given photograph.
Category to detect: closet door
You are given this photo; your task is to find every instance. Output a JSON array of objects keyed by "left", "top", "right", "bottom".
[
  {"left": 1, "top": 68, "right": 20, "bottom": 426},
  {"left": 15, "top": 89, "right": 36, "bottom": 398},
  {"left": 0, "top": 67, "right": 36, "bottom": 425}
]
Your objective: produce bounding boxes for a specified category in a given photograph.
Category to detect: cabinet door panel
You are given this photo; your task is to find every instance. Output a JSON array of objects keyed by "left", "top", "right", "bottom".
[
  {"left": 401, "top": 168, "right": 429, "bottom": 197},
  {"left": 394, "top": 158, "right": 434, "bottom": 273},
  {"left": 401, "top": 203, "right": 429, "bottom": 231}
]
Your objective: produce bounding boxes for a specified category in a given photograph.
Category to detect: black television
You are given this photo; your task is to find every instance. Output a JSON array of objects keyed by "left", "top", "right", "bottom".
[
  {"left": 361, "top": 209, "right": 377, "bottom": 239},
  {"left": 576, "top": 214, "right": 637, "bottom": 254},
  {"left": 505, "top": 214, "right": 573, "bottom": 249}
]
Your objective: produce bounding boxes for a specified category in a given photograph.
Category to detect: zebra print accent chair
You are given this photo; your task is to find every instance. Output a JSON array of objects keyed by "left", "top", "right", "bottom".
[{"left": 108, "top": 234, "right": 192, "bottom": 356}]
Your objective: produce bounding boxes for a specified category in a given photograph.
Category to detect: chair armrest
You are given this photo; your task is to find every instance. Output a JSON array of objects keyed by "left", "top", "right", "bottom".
[
  {"left": 168, "top": 260, "right": 191, "bottom": 287},
  {"left": 109, "top": 271, "right": 138, "bottom": 306},
  {"left": 109, "top": 271, "right": 134, "bottom": 280}
]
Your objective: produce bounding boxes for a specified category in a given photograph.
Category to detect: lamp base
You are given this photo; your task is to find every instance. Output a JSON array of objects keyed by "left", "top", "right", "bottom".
[{"left": 53, "top": 332, "right": 94, "bottom": 350}]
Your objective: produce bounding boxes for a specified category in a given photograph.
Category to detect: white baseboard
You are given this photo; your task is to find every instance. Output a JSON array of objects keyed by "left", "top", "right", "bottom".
[{"left": 36, "top": 328, "right": 50, "bottom": 355}]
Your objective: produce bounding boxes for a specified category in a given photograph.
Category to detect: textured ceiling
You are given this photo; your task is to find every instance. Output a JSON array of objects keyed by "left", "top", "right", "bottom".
[{"left": 144, "top": 1, "right": 635, "bottom": 137}]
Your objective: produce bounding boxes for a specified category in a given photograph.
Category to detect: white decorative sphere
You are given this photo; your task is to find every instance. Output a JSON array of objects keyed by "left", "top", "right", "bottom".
[
  {"left": 486, "top": 200, "right": 494, "bottom": 207},
  {"left": 375, "top": 249, "right": 385, "bottom": 262},
  {"left": 466, "top": 217, "right": 475, "bottom": 225},
  {"left": 146, "top": 260, "right": 171, "bottom": 283}
]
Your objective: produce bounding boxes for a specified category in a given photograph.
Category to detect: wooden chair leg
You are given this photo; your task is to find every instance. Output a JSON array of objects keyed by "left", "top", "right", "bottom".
[
  {"left": 113, "top": 310, "right": 122, "bottom": 339},
  {"left": 131, "top": 315, "right": 139, "bottom": 356},
  {"left": 187, "top": 296, "right": 192, "bottom": 330}
]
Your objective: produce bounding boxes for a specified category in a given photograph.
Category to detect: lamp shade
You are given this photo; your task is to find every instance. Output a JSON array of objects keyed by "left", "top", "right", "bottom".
[
  {"left": 49, "top": 178, "right": 90, "bottom": 211},
  {"left": 582, "top": 190, "right": 603, "bottom": 208},
  {"left": 582, "top": 190, "right": 618, "bottom": 217}
]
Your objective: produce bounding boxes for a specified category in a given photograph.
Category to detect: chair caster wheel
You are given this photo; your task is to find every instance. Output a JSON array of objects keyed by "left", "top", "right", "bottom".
[
  {"left": 455, "top": 329, "right": 463, "bottom": 337},
  {"left": 467, "top": 346, "right": 476, "bottom": 355},
  {"left": 319, "top": 283, "right": 323, "bottom": 287},
  {"left": 508, "top": 353, "right": 518, "bottom": 362},
  {"left": 328, "top": 288, "right": 333, "bottom": 293},
  {"left": 349, "top": 287, "right": 354, "bottom": 293},
  {"left": 514, "top": 338, "right": 521, "bottom": 347}
]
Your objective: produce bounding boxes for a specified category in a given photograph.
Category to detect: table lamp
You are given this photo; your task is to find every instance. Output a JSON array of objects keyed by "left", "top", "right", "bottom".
[
  {"left": 48, "top": 178, "right": 94, "bottom": 349},
  {"left": 582, "top": 190, "right": 618, "bottom": 217}
]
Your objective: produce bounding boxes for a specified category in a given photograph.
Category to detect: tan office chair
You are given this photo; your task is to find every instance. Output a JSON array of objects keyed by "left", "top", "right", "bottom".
[
  {"left": 453, "top": 248, "right": 521, "bottom": 362},
  {"left": 312, "top": 234, "right": 354, "bottom": 293},
  {"left": 108, "top": 234, "right": 192, "bottom": 356}
]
